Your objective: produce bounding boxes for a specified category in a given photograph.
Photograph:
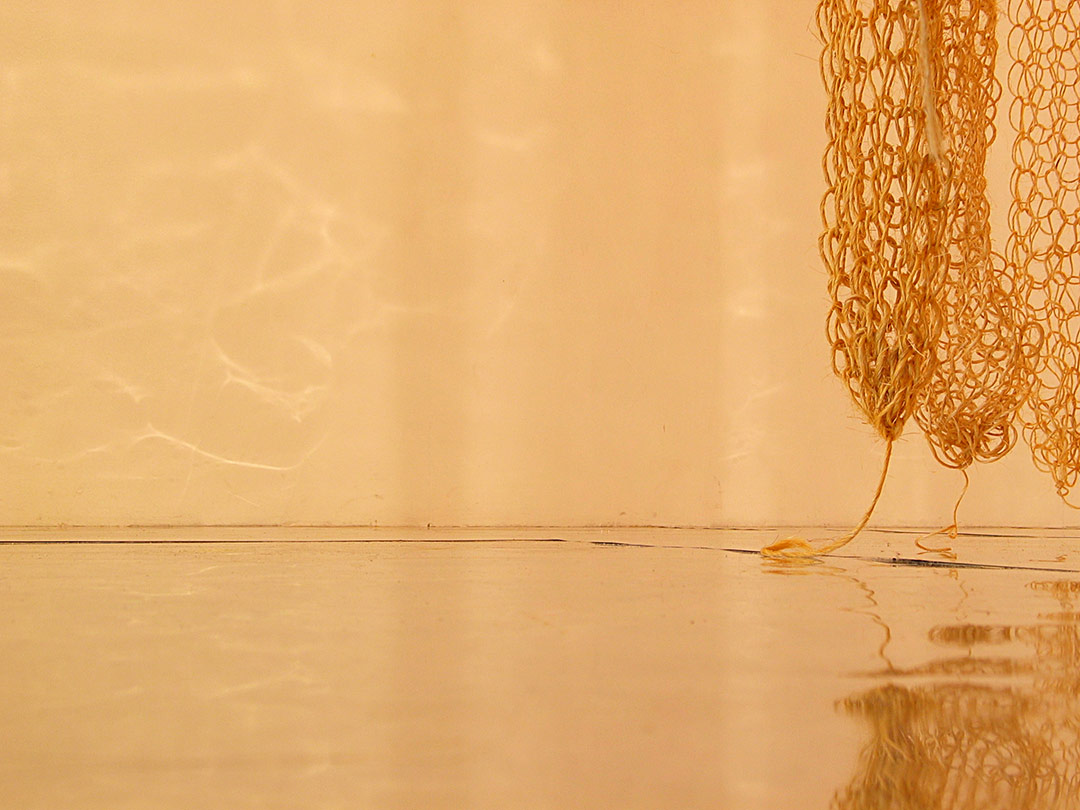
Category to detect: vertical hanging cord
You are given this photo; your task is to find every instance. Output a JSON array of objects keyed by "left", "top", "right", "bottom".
[
  {"left": 917, "top": 0, "right": 946, "bottom": 165},
  {"left": 761, "top": 440, "right": 895, "bottom": 558},
  {"left": 915, "top": 468, "right": 969, "bottom": 558}
]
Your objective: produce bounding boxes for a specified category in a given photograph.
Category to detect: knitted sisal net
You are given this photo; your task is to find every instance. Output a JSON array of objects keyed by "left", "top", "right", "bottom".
[
  {"left": 764, "top": 0, "right": 1077, "bottom": 558},
  {"left": 1008, "top": 0, "right": 1080, "bottom": 503},
  {"left": 914, "top": 0, "right": 1038, "bottom": 475}
]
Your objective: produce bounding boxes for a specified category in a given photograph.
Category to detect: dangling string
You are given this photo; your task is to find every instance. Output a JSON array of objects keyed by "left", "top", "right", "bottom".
[
  {"left": 915, "top": 468, "right": 969, "bottom": 559},
  {"left": 761, "top": 440, "right": 894, "bottom": 558}
]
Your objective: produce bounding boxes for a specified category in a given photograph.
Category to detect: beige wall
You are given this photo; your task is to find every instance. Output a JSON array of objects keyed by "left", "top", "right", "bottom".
[{"left": 1, "top": 1, "right": 1072, "bottom": 528}]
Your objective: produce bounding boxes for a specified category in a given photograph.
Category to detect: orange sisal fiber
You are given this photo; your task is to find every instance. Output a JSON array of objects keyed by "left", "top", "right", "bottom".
[{"left": 764, "top": 0, "right": 1076, "bottom": 558}]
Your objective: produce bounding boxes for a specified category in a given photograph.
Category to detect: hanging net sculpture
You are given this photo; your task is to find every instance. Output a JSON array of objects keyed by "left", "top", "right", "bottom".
[
  {"left": 914, "top": 0, "right": 1037, "bottom": 475},
  {"left": 764, "top": 0, "right": 1078, "bottom": 557},
  {"left": 1008, "top": 0, "right": 1080, "bottom": 502}
]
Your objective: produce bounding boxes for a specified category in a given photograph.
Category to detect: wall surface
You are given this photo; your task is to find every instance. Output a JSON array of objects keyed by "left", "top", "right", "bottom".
[{"left": 1, "top": 1, "right": 1072, "bottom": 528}]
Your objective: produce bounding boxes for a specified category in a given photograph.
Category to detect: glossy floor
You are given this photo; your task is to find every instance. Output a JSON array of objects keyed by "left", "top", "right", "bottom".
[{"left": 3, "top": 528, "right": 1079, "bottom": 808}]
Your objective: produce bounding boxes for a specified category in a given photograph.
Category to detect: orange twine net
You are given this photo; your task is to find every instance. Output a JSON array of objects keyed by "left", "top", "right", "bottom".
[
  {"left": 816, "top": 0, "right": 949, "bottom": 452},
  {"left": 767, "top": 0, "right": 960, "bottom": 558},
  {"left": 765, "top": 0, "right": 1074, "bottom": 558},
  {"left": 1007, "top": 0, "right": 1080, "bottom": 503},
  {"left": 914, "top": 0, "right": 1039, "bottom": 473}
]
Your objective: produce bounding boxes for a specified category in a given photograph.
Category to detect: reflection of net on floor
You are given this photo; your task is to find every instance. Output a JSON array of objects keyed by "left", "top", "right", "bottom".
[
  {"left": 833, "top": 581, "right": 1080, "bottom": 809},
  {"left": 766, "top": 1, "right": 1080, "bottom": 557},
  {"left": 834, "top": 684, "right": 1078, "bottom": 810},
  {"left": 834, "top": 683, "right": 1080, "bottom": 810}
]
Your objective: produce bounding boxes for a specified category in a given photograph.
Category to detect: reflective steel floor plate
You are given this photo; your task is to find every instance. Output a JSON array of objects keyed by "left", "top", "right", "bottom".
[{"left": 2, "top": 529, "right": 1078, "bottom": 808}]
